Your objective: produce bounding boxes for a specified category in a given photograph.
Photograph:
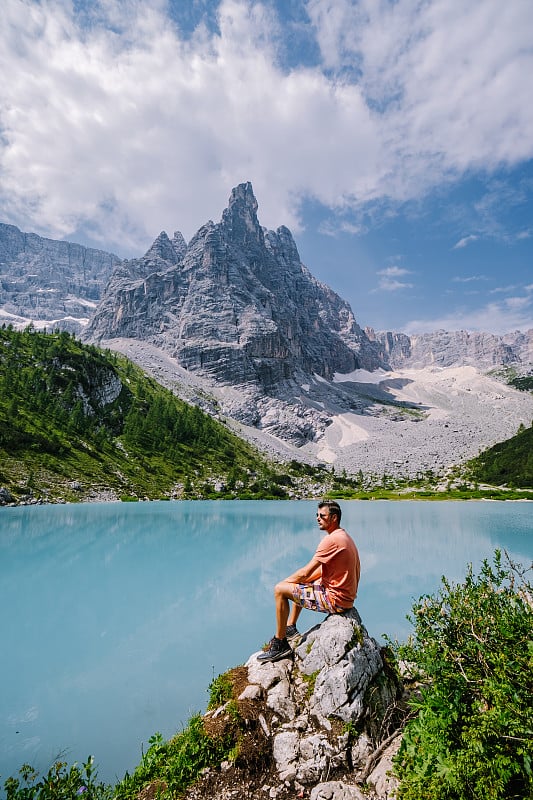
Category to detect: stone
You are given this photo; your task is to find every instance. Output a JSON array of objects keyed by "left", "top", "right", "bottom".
[
  {"left": 272, "top": 731, "right": 299, "bottom": 781},
  {"left": 367, "top": 736, "right": 402, "bottom": 798},
  {"left": 297, "top": 609, "right": 384, "bottom": 723},
  {"left": 310, "top": 781, "right": 368, "bottom": 800},
  {"left": 243, "top": 610, "right": 401, "bottom": 788},
  {"left": 266, "top": 677, "right": 297, "bottom": 719},
  {"left": 0, "top": 487, "right": 14, "bottom": 505},
  {"left": 238, "top": 683, "right": 262, "bottom": 701},
  {"left": 246, "top": 651, "right": 293, "bottom": 691}
]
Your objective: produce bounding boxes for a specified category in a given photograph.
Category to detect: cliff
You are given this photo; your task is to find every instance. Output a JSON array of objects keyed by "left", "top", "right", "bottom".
[
  {"left": 84, "top": 182, "right": 389, "bottom": 445},
  {"left": 2, "top": 185, "right": 532, "bottom": 471},
  {"left": 0, "top": 222, "right": 119, "bottom": 334},
  {"left": 368, "top": 327, "right": 533, "bottom": 370}
]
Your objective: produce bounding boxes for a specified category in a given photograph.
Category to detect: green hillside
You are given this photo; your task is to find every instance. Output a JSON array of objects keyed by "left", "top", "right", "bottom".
[
  {"left": 0, "top": 326, "right": 305, "bottom": 502},
  {"left": 468, "top": 423, "right": 533, "bottom": 488}
]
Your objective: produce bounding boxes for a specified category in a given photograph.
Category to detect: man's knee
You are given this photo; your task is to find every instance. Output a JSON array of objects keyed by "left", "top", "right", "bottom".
[{"left": 274, "top": 580, "right": 295, "bottom": 600}]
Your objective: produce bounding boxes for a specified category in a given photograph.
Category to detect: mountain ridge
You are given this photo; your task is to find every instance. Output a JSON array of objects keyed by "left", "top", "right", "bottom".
[
  {"left": 1, "top": 196, "right": 531, "bottom": 373},
  {"left": 1, "top": 184, "right": 532, "bottom": 476},
  {"left": 0, "top": 222, "right": 119, "bottom": 334}
]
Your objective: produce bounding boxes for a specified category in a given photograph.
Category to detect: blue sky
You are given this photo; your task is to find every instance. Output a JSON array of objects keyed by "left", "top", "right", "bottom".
[{"left": 0, "top": 0, "right": 532, "bottom": 335}]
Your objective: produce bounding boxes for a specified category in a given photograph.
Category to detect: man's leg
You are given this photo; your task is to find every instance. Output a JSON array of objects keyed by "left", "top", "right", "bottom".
[
  {"left": 273, "top": 580, "right": 301, "bottom": 639},
  {"left": 287, "top": 601, "right": 303, "bottom": 628}
]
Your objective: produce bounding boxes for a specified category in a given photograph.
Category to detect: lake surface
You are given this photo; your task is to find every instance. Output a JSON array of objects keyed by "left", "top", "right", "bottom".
[{"left": 1, "top": 499, "right": 531, "bottom": 786}]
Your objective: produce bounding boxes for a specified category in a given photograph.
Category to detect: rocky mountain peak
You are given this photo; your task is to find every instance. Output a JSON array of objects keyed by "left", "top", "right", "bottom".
[
  {"left": 221, "top": 181, "right": 265, "bottom": 254},
  {"left": 172, "top": 230, "right": 188, "bottom": 259},
  {"left": 84, "top": 182, "right": 388, "bottom": 443},
  {"left": 143, "top": 230, "right": 185, "bottom": 265}
]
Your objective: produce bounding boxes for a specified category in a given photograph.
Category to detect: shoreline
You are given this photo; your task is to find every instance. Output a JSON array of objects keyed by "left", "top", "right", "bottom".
[{"left": 2, "top": 488, "right": 532, "bottom": 508}]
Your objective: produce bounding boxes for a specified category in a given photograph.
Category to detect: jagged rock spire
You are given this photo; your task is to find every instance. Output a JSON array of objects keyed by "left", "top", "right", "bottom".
[
  {"left": 221, "top": 182, "right": 265, "bottom": 253},
  {"left": 172, "top": 231, "right": 187, "bottom": 260},
  {"left": 143, "top": 231, "right": 186, "bottom": 265}
]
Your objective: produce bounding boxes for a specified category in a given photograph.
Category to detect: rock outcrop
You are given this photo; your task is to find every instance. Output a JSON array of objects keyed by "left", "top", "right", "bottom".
[
  {"left": 0, "top": 223, "right": 119, "bottom": 334},
  {"left": 185, "top": 609, "right": 404, "bottom": 800}
]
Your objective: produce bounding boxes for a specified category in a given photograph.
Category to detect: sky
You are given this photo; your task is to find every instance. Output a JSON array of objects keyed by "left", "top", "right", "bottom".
[{"left": 1, "top": 0, "right": 532, "bottom": 335}]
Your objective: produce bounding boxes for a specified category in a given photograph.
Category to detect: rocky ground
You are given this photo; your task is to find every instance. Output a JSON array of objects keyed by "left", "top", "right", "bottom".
[{"left": 104, "top": 338, "right": 533, "bottom": 481}]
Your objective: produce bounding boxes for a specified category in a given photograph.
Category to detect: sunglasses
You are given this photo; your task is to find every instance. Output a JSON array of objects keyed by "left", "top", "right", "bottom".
[{"left": 316, "top": 512, "right": 330, "bottom": 519}]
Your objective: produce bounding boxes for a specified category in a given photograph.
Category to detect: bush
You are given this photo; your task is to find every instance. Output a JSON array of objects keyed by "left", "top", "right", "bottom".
[
  {"left": 207, "top": 671, "right": 234, "bottom": 710},
  {"left": 114, "top": 716, "right": 235, "bottom": 800},
  {"left": 394, "top": 552, "right": 533, "bottom": 800},
  {"left": 4, "top": 757, "right": 110, "bottom": 800}
]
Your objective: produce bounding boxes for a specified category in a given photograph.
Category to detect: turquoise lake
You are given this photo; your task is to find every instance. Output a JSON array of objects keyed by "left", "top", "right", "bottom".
[{"left": 1, "top": 499, "right": 532, "bottom": 786}]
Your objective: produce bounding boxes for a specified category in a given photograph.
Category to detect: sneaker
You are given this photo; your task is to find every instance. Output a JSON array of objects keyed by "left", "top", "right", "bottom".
[
  {"left": 286, "top": 624, "right": 300, "bottom": 641},
  {"left": 257, "top": 636, "right": 293, "bottom": 663}
]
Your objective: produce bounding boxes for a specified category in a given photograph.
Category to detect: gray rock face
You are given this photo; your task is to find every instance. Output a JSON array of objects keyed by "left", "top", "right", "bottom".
[
  {"left": 310, "top": 782, "right": 369, "bottom": 800},
  {"left": 85, "top": 183, "right": 383, "bottom": 392},
  {"left": 0, "top": 223, "right": 119, "bottom": 334},
  {"left": 0, "top": 487, "right": 15, "bottom": 505},
  {"left": 297, "top": 612, "right": 386, "bottom": 723},
  {"left": 83, "top": 183, "right": 391, "bottom": 444},
  {"left": 368, "top": 327, "right": 533, "bottom": 369}
]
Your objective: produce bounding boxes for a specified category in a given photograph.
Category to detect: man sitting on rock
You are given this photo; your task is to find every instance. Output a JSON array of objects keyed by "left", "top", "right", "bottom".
[{"left": 258, "top": 499, "right": 360, "bottom": 663}]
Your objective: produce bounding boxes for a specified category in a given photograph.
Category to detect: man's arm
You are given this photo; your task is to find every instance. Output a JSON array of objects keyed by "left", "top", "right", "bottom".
[{"left": 283, "top": 557, "right": 322, "bottom": 585}]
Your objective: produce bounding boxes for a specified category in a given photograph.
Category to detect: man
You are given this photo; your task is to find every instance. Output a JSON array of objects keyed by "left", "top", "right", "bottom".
[{"left": 258, "top": 500, "right": 360, "bottom": 663}]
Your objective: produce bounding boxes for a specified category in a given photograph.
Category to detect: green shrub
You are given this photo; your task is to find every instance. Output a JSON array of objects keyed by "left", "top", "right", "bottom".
[
  {"left": 394, "top": 552, "right": 533, "bottom": 800},
  {"left": 114, "top": 716, "right": 235, "bottom": 800},
  {"left": 207, "top": 671, "right": 234, "bottom": 710},
  {"left": 3, "top": 756, "right": 110, "bottom": 800}
]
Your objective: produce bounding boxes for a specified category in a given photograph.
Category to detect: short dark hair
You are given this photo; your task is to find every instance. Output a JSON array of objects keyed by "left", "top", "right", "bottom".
[{"left": 318, "top": 500, "right": 342, "bottom": 522}]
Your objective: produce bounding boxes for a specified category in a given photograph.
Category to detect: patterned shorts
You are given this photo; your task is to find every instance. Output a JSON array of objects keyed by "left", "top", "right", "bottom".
[{"left": 291, "top": 582, "right": 344, "bottom": 614}]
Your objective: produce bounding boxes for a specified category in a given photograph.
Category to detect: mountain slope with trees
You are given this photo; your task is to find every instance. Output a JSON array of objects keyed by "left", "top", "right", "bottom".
[
  {"left": 468, "top": 423, "right": 533, "bottom": 488},
  {"left": 0, "top": 326, "right": 320, "bottom": 502}
]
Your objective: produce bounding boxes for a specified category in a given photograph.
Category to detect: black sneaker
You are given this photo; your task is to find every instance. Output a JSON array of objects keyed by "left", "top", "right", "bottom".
[
  {"left": 286, "top": 624, "right": 300, "bottom": 641},
  {"left": 257, "top": 636, "right": 293, "bottom": 663}
]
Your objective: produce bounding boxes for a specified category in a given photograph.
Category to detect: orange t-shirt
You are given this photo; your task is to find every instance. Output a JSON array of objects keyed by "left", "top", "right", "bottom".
[{"left": 315, "top": 527, "right": 360, "bottom": 608}]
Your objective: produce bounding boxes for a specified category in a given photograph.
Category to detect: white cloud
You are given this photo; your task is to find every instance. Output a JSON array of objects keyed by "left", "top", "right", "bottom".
[
  {"left": 490, "top": 284, "right": 520, "bottom": 294},
  {"left": 404, "top": 287, "right": 533, "bottom": 335},
  {"left": 373, "top": 264, "right": 414, "bottom": 291},
  {"left": 378, "top": 265, "right": 412, "bottom": 278},
  {"left": 377, "top": 278, "right": 414, "bottom": 292},
  {"left": 453, "top": 235, "right": 479, "bottom": 250},
  {"left": 0, "top": 0, "right": 382, "bottom": 251},
  {"left": 318, "top": 219, "right": 367, "bottom": 236},
  {"left": 453, "top": 275, "right": 489, "bottom": 283},
  {"left": 0, "top": 0, "right": 532, "bottom": 254}
]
